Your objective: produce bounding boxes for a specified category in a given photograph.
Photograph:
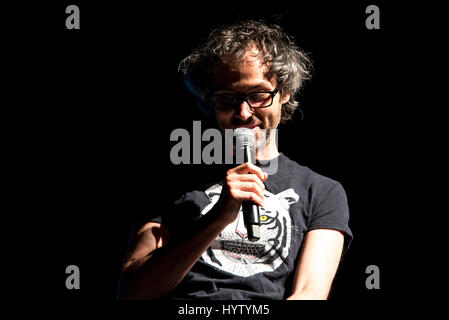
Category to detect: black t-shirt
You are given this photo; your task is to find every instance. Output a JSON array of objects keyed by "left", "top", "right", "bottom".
[{"left": 152, "top": 153, "right": 352, "bottom": 300}]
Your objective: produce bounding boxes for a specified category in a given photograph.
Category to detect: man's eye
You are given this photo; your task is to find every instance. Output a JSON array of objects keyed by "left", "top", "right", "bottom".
[
  {"left": 249, "top": 93, "right": 270, "bottom": 102},
  {"left": 217, "top": 96, "right": 237, "bottom": 103}
]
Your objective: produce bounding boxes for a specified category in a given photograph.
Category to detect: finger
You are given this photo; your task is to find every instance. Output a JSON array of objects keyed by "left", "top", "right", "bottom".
[
  {"left": 229, "top": 162, "right": 265, "bottom": 181},
  {"left": 227, "top": 173, "right": 265, "bottom": 191},
  {"left": 229, "top": 181, "right": 265, "bottom": 200},
  {"left": 262, "top": 172, "right": 268, "bottom": 181},
  {"left": 229, "top": 189, "right": 264, "bottom": 207}
]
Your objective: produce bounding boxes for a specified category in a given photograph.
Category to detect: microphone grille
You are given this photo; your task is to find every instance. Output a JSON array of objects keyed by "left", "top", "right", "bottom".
[{"left": 234, "top": 127, "right": 255, "bottom": 149}]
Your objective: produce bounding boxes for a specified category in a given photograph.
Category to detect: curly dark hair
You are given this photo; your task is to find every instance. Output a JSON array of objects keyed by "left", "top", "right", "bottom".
[{"left": 178, "top": 20, "right": 312, "bottom": 123}]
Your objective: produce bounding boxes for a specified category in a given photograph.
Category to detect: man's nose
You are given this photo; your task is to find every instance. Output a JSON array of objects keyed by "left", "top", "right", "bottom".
[{"left": 234, "top": 100, "right": 253, "bottom": 120}]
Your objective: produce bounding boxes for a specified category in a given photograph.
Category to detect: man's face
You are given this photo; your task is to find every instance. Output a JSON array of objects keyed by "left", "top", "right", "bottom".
[{"left": 211, "top": 51, "right": 290, "bottom": 151}]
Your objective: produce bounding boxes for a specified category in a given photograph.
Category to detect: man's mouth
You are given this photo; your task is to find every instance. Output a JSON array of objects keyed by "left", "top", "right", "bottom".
[{"left": 234, "top": 124, "right": 262, "bottom": 134}]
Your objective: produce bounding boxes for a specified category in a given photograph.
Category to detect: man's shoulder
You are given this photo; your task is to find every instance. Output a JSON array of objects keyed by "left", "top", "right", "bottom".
[{"left": 279, "top": 153, "right": 342, "bottom": 195}]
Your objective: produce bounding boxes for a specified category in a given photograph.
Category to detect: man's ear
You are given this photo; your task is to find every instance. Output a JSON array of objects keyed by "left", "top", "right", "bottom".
[{"left": 280, "top": 91, "right": 291, "bottom": 105}]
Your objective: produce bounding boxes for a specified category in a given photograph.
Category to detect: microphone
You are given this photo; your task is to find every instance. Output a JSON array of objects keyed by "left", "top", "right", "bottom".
[{"left": 234, "top": 127, "right": 260, "bottom": 242}]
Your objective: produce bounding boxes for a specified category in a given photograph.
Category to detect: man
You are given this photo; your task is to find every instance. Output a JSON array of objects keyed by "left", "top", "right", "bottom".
[{"left": 119, "top": 20, "right": 352, "bottom": 300}]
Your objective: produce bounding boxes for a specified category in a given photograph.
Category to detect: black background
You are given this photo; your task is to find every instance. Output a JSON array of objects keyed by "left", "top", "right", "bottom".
[{"left": 5, "top": 0, "right": 431, "bottom": 311}]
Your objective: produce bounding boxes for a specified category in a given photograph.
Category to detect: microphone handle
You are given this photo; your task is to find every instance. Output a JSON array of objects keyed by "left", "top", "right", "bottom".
[{"left": 242, "top": 145, "right": 260, "bottom": 241}]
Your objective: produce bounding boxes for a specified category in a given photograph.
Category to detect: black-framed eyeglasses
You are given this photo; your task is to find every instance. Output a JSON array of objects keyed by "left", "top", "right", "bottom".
[{"left": 210, "top": 86, "right": 281, "bottom": 110}]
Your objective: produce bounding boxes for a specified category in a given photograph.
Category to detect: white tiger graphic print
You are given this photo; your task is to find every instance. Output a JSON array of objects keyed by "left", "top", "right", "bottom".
[{"left": 200, "top": 183, "right": 299, "bottom": 277}]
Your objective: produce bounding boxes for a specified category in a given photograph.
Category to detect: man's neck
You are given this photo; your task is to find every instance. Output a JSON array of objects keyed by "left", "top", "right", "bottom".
[{"left": 256, "top": 136, "right": 280, "bottom": 161}]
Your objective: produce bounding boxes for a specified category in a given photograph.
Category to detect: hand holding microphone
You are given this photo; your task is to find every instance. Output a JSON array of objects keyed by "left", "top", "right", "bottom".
[{"left": 215, "top": 128, "right": 267, "bottom": 241}]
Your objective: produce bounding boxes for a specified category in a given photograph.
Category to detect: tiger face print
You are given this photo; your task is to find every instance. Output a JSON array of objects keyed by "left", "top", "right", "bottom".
[{"left": 200, "top": 183, "right": 299, "bottom": 277}]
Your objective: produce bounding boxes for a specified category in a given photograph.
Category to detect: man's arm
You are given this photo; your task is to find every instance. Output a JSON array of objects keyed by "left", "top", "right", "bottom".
[
  {"left": 286, "top": 229, "right": 344, "bottom": 300},
  {"left": 119, "top": 207, "right": 231, "bottom": 300},
  {"left": 119, "top": 162, "right": 267, "bottom": 300}
]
